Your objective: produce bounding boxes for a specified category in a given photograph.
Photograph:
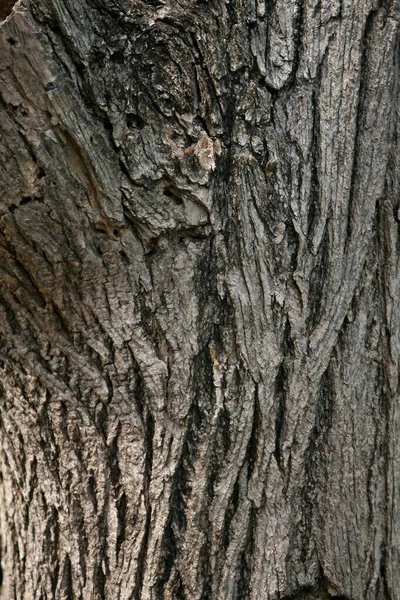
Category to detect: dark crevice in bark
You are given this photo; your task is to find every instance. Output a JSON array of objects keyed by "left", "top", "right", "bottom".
[
  {"left": 236, "top": 504, "right": 256, "bottom": 600},
  {"left": 181, "top": 347, "right": 216, "bottom": 600},
  {"left": 134, "top": 408, "right": 154, "bottom": 600},
  {"left": 133, "top": 506, "right": 152, "bottom": 599},
  {"left": 215, "top": 67, "right": 239, "bottom": 221},
  {"left": 304, "top": 363, "right": 334, "bottom": 504},
  {"left": 190, "top": 346, "right": 215, "bottom": 438},
  {"left": 273, "top": 362, "right": 286, "bottom": 472},
  {"left": 375, "top": 198, "right": 394, "bottom": 599},
  {"left": 307, "top": 225, "right": 329, "bottom": 334},
  {"left": 163, "top": 184, "right": 184, "bottom": 205},
  {"left": 194, "top": 65, "right": 224, "bottom": 132},
  {"left": 207, "top": 414, "right": 227, "bottom": 500},
  {"left": 263, "top": 0, "right": 273, "bottom": 78},
  {"left": 195, "top": 240, "right": 217, "bottom": 348},
  {"left": 129, "top": 351, "right": 146, "bottom": 425},
  {"left": 95, "top": 562, "right": 106, "bottom": 600},
  {"left": 47, "top": 506, "right": 60, "bottom": 595},
  {"left": 308, "top": 86, "right": 321, "bottom": 241},
  {"left": 198, "top": 537, "right": 213, "bottom": 600},
  {"left": 156, "top": 443, "right": 189, "bottom": 597},
  {"left": 116, "top": 491, "right": 126, "bottom": 560},
  {"left": 126, "top": 113, "right": 146, "bottom": 131},
  {"left": 108, "top": 421, "right": 122, "bottom": 487},
  {"left": 88, "top": 473, "right": 98, "bottom": 513},
  {"left": 58, "top": 399, "right": 70, "bottom": 443},
  {"left": 36, "top": 396, "right": 63, "bottom": 489},
  {"left": 219, "top": 404, "right": 232, "bottom": 456},
  {"left": 279, "top": 583, "right": 319, "bottom": 599},
  {"left": 72, "top": 498, "right": 88, "bottom": 587},
  {"left": 293, "top": 364, "right": 334, "bottom": 572},
  {"left": 246, "top": 389, "right": 261, "bottom": 480},
  {"left": 62, "top": 554, "right": 73, "bottom": 600},
  {"left": 288, "top": 0, "right": 306, "bottom": 89},
  {"left": 108, "top": 419, "right": 128, "bottom": 568},
  {"left": 345, "top": 8, "right": 377, "bottom": 249},
  {"left": 280, "top": 581, "right": 349, "bottom": 599},
  {"left": 221, "top": 472, "right": 240, "bottom": 551},
  {"left": 315, "top": 364, "right": 334, "bottom": 437},
  {"left": 155, "top": 521, "right": 178, "bottom": 598},
  {"left": 379, "top": 544, "right": 391, "bottom": 600}
]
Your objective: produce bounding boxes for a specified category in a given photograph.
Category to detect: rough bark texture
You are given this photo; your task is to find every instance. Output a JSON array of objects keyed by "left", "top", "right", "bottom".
[{"left": 0, "top": 0, "right": 399, "bottom": 598}]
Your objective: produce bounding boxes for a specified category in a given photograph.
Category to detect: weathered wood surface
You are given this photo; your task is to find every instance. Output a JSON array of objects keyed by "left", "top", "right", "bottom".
[{"left": 0, "top": 0, "right": 399, "bottom": 598}]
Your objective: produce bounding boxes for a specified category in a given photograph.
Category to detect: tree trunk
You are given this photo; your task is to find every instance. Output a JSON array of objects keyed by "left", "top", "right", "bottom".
[{"left": 0, "top": 0, "right": 399, "bottom": 598}]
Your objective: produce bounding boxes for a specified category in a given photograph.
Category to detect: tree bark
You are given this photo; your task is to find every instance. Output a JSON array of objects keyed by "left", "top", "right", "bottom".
[{"left": 0, "top": 0, "right": 399, "bottom": 598}]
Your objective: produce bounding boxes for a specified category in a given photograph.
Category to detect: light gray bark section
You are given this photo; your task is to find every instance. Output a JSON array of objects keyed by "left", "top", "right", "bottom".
[{"left": 0, "top": 0, "right": 399, "bottom": 599}]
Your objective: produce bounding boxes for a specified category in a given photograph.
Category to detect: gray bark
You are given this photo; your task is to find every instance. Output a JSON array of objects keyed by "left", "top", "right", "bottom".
[{"left": 0, "top": 0, "right": 399, "bottom": 598}]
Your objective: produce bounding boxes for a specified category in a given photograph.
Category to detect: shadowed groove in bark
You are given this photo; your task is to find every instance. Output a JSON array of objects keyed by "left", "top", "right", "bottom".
[
  {"left": 274, "top": 362, "right": 287, "bottom": 473},
  {"left": 308, "top": 86, "right": 321, "bottom": 241},
  {"left": 134, "top": 409, "right": 154, "bottom": 600},
  {"left": 307, "top": 225, "right": 330, "bottom": 334},
  {"left": 95, "top": 562, "right": 106, "bottom": 600},
  {"left": 286, "top": 362, "right": 335, "bottom": 584},
  {"left": 345, "top": 7, "right": 378, "bottom": 249},
  {"left": 115, "top": 491, "right": 126, "bottom": 560},
  {"left": 287, "top": 0, "right": 306, "bottom": 90},
  {"left": 235, "top": 504, "right": 256, "bottom": 600},
  {"left": 314, "top": 365, "right": 334, "bottom": 440},
  {"left": 0, "top": 545, "right": 3, "bottom": 591},
  {"left": 375, "top": 197, "right": 396, "bottom": 599},
  {"left": 155, "top": 516, "right": 179, "bottom": 598},
  {"left": 61, "top": 554, "right": 73, "bottom": 600},
  {"left": 47, "top": 505, "right": 60, "bottom": 596},
  {"left": 246, "top": 388, "right": 261, "bottom": 481},
  {"left": 221, "top": 473, "right": 240, "bottom": 552},
  {"left": 155, "top": 443, "right": 190, "bottom": 597}
]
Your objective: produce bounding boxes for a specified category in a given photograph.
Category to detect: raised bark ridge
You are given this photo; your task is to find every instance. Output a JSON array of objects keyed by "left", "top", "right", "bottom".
[{"left": 0, "top": 0, "right": 399, "bottom": 598}]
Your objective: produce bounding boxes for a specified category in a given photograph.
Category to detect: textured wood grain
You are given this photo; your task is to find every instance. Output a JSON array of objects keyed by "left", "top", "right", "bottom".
[{"left": 0, "top": 0, "right": 399, "bottom": 598}]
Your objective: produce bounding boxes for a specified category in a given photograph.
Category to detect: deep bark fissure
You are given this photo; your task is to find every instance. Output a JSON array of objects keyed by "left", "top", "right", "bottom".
[
  {"left": 345, "top": 7, "right": 377, "bottom": 249},
  {"left": 134, "top": 409, "right": 154, "bottom": 600}
]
